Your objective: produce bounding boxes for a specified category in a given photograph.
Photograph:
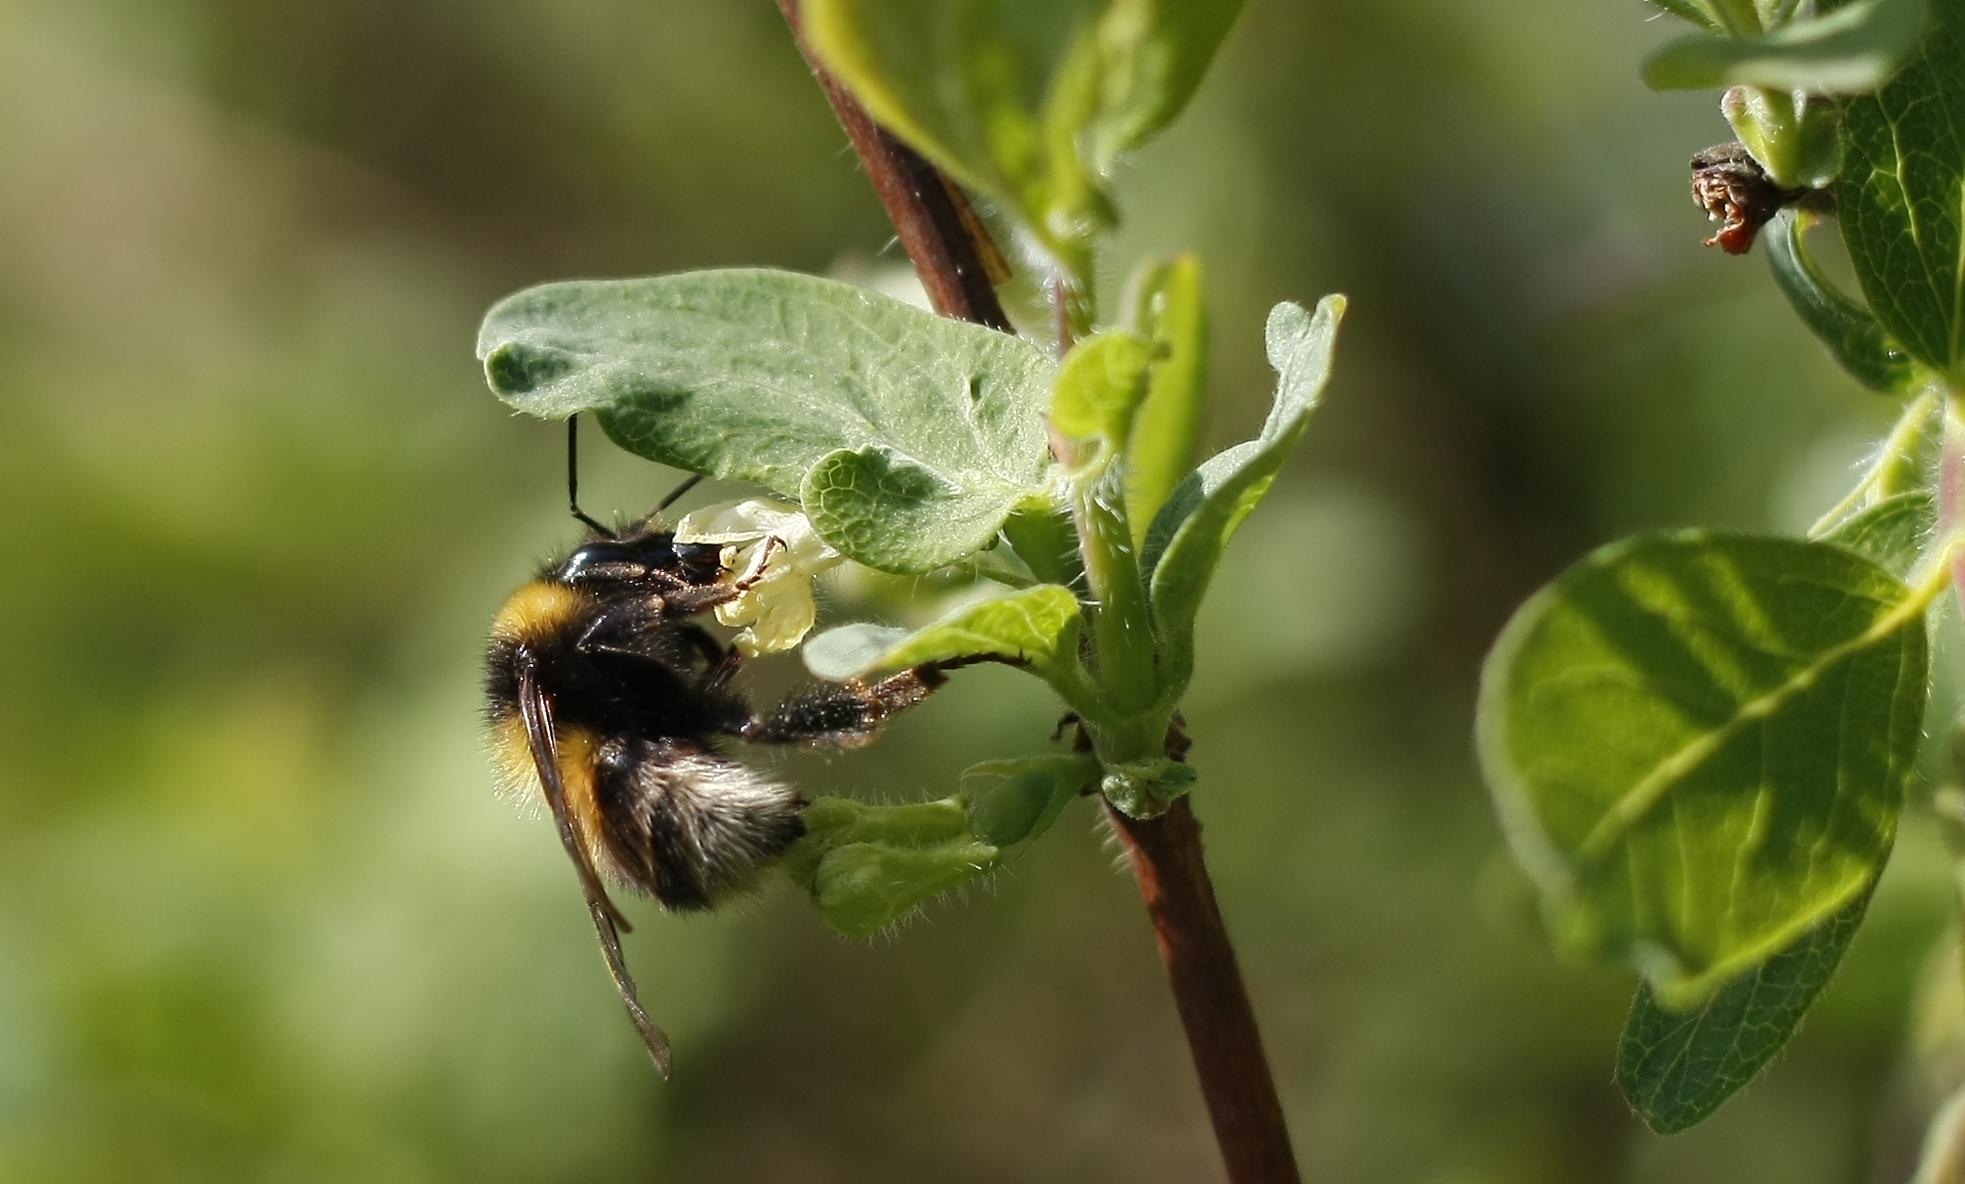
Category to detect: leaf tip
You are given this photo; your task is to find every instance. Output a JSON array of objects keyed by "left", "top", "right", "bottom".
[
  {"left": 1262, "top": 294, "right": 1348, "bottom": 369},
  {"left": 482, "top": 339, "right": 578, "bottom": 399}
]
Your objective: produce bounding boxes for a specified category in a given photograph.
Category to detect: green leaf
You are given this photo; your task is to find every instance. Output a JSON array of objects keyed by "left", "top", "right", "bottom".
[
  {"left": 477, "top": 269, "right": 1054, "bottom": 571},
  {"left": 1124, "top": 255, "right": 1208, "bottom": 542},
  {"left": 1642, "top": 0, "right": 1925, "bottom": 91},
  {"left": 802, "top": 584, "right": 1094, "bottom": 704},
  {"left": 1820, "top": 491, "right": 1936, "bottom": 577},
  {"left": 1476, "top": 533, "right": 1928, "bottom": 1006},
  {"left": 1089, "top": 0, "right": 1246, "bottom": 164},
  {"left": 801, "top": 445, "right": 1045, "bottom": 574},
  {"left": 1765, "top": 211, "right": 1919, "bottom": 393},
  {"left": 1144, "top": 295, "right": 1346, "bottom": 697},
  {"left": 1720, "top": 89, "right": 1843, "bottom": 191},
  {"left": 785, "top": 796, "right": 1000, "bottom": 938},
  {"left": 961, "top": 754, "right": 1097, "bottom": 845},
  {"left": 808, "top": 839, "right": 1002, "bottom": 938},
  {"left": 1617, "top": 889, "right": 1871, "bottom": 1133},
  {"left": 1810, "top": 392, "right": 1939, "bottom": 537},
  {"left": 1049, "top": 330, "right": 1156, "bottom": 447},
  {"left": 1838, "top": 1, "right": 1965, "bottom": 380},
  {"left": 803, "top": 0, "right": 1243, "bottom": 263}
]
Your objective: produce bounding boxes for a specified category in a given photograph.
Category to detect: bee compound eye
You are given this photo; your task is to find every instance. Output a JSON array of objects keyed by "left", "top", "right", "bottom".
[{"left": 559, "top": 541, "right": 644, "bottom": 584}]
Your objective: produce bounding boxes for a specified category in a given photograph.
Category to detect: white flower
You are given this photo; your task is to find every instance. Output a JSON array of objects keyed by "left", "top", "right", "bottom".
[{"left": 674, "top": 499, "right": 843, "bottom": 656}]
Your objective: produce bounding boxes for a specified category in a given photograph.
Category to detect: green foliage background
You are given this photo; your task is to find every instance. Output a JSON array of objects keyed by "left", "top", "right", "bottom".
[{"left": 2, "top": 1, "right": 1960, "bottom": 1180}]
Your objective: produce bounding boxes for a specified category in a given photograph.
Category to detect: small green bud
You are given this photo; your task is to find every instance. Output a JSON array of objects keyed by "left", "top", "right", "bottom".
[
  {"left": 811, "top": 839, "right": 1001, "bottom": 938},
  {"left": 1100, "top": 758, "right": 1198, "bottom": 818}
]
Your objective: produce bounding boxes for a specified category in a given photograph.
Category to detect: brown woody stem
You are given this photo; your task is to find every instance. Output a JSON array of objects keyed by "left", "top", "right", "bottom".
[
  {"left": 778, "top": 5, "right": 1300, "bottom": 1179},
  {"left": 775, "top": 0, "right": 1014, "bottom": 335},
  {"left": 1103, "top": 798, "right": 1300, "bottom": 1183}
]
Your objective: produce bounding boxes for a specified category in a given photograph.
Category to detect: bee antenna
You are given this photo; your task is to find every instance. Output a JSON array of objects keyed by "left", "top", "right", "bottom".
[
  {"left": 655, "top": 473, "right": 705, "bottom": 514},
  {"left": 567, "top": 416, "right": 615, "bottom": 538}
]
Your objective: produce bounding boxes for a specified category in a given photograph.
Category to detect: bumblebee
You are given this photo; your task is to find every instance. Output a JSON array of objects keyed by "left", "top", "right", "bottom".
[{"left": 484, "top": 422, "right": 942, "bottom": 1075}]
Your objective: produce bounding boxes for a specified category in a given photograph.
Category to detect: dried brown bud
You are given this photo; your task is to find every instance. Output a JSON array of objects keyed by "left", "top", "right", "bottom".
[{"left": 1689, "top": 143, "right": 1809, "bottom": 256}]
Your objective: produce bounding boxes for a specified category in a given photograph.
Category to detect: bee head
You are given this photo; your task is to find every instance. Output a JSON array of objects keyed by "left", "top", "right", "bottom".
[{"left": 554, "top": 528, "right": 725, "bottom": 589}]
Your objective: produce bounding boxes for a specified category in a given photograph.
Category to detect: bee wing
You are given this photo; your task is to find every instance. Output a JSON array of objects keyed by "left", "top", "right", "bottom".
[{"left": 515, "top": 662, "right": 675, "bottom": 1078}]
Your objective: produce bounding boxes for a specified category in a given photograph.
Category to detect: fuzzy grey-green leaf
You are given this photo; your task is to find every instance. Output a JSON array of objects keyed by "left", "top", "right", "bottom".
[
  {"left": 1476, "top": 533, "right": 1925, "bottom": 1007},
  {"left": 802, "top": 444, "right": 1035, "bottom": 573},
  {"left": 1145, "top": 295, "right": 1345, "bottom": 697},
  {"left": 476, "top": 270, "right": 1055, "bottom": 551},
  {"left": 1050, "top": 330, "right": 1155, "bottom": 446},
  {"left": 1618, "top": 889, "right": 1870, "bottom": 1133}
]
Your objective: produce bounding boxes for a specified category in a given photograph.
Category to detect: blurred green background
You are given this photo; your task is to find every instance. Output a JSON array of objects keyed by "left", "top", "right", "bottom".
[{"left": 5, "top": 2, "right": 1962, "bottom": 1181}]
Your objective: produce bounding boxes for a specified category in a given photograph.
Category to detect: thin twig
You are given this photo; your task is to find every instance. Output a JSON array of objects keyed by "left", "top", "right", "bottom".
[{"left": 777, "top": 5, "right": 1300, "bottom": 1179}]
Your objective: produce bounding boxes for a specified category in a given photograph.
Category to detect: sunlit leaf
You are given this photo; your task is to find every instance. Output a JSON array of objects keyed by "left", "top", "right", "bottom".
[
  {"left": 1050, "top": 330, "right": 1155, "bottom": 448},
  {"left": 1144, "top": 296, "right": 1345, "bottom": 697},
  {"left": 1617, "top": 888, "right": 1870, "bottom": 1133},
  {"left": 477, "top": 269, "right": 1055, "bottom": 571},
  {"left": 1838, "top": 0, "right": 1965, "bottom": 380},
  {"left": 1642, "top": 0, "right": 1925, "bottom": 91},
  {"left": 1476, "top": 533, "right": 1927, "bottom": 1006},
  {"left": 802, "top": 584, "right": 1093, "bottom": 704},
  {"left": 1821, "top": 491, "right": 1936, "bottom": 577}
]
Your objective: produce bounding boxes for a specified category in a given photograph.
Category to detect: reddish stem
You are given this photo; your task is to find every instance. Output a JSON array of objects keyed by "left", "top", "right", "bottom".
[
  {"left": 1104, "top": 798, "right": 1302, "bottom": 1182},
  {"left": 778, "top": 6, "right": 1300, "bottom": 1179},
  {"left": 775, "top": 0, "right": 1014, "bottom": 335}
]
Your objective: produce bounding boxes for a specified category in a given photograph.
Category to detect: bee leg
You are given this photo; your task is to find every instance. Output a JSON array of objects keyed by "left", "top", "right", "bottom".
[
  {"left": 738, "top": 666, "right": 949, "bottom": 748},
  {"left": 699, "top": 645, "right": 743, "bottom": 695},
  {"left": 656, "top": 536, "right": 788, "bottom": 618}
]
